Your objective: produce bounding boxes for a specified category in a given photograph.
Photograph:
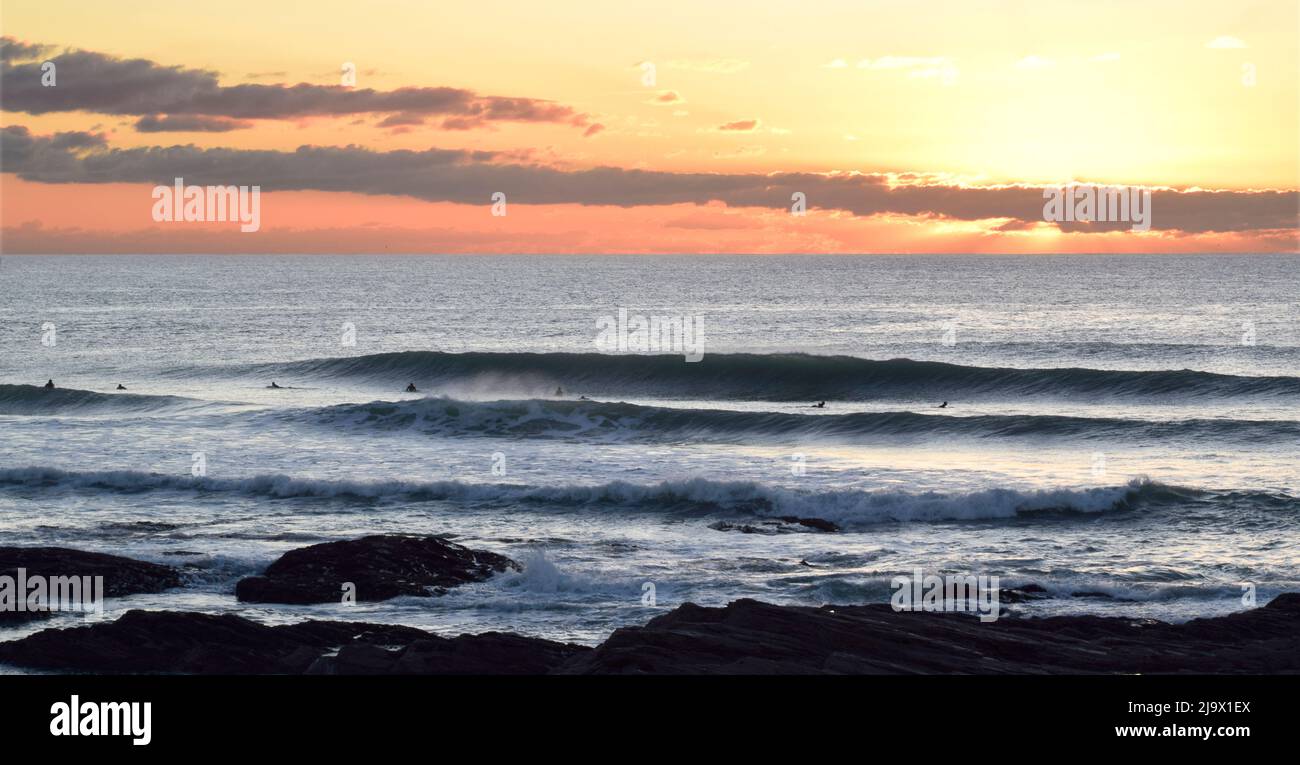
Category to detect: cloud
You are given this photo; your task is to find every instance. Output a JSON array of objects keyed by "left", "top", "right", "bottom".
[
  {"left": 376, "top": 113, "right": 427, "bottom": 128},
  {"left": 1206, "top": 36, "right": 1247, "bottom": 49},
  {"left": 855, "top": 56, "right": 958, "bottom": 83},
  {"left": 3, "top": 126, "right": 1293, "bottom": 234},
  {"left": 666, "top": 58, "right": 749, "bottom": 74},
  {"left": 857, "top": 56, "right": 948, "bottom": 70},
  {"left": 715, "top": 119, "right": 760, "bottom": 132},
  {"left": 0, "top": 37, "right": 597, "bottom": 133},
  {"left": 822, "top": 58, "right": 849, "bottom": 69},
  {"left": 134, "top": 114, "right": 253, "bottom": 132},
  {"left": 1015, "top": 55, "right": 1055, "bottom": 69},
  {"left": 648, "top": 90, "right": 685, "bottom": 105},
  {"left": 0, "top": 38, "right": 54, "bottom": 62},
  {"left": 711, "top": 145, "right": 766, "bottom": 159}
]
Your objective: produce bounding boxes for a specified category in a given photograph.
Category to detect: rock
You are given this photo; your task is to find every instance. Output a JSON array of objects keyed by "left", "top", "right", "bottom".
[
  {"left": 998, "top": 583, "right": 1049, "bottom": 603},
  {"left": 235, "top": 534, "right": 518, "bottom": 604},
  {"left": 708, "top": 515, "right": 838, "bottom": 535},
  {"left": 555, "top": 594, "right": 1300, "bottom": 674},
  {"left": 0, "top": 609, "right": 586, "bottom": 674},
  {"left": 0, "top": 609, "right": 432, "bottom": 673},
  {"left": 307, "top": 632, "right": 589, "bottom": 675},
  {"left": 0, "top": 546, "right": 182, "bottom": 626},
  {"left": 4, "top": 595, "right": 1299, "bottom": 674},
  {"left": 775, "top": 516, "right": 839, "bottom": 532}
]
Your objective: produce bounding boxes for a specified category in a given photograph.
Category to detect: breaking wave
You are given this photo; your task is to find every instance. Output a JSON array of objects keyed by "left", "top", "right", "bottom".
[
  {"left": 211, "top": 351, "right": 1300, "bottom": 401},
  {"left": 0, "top": 466, "right": 1242, "bottom": 529},
  {"left": 278, "top": 396, "right": 1300, "bottom": 443},
  {"left": 0, "top": 384, "right": 203, "bottom": 415}
]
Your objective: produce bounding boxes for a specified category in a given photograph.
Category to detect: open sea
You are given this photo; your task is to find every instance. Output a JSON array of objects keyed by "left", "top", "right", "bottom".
[{"left": 1, "top": 254, "right": 1297, "bottom": 653}]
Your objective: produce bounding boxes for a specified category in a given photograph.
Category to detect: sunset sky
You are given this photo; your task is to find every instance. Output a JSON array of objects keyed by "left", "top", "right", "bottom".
[{"left": 2, "top": 0, "right": 1296, "bottom": 253}]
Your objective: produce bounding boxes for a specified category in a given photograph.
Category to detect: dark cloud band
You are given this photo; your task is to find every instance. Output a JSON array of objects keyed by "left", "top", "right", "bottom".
[
  {"left": 0, "top": 37, "right": 599, "bottom": 133},
  {"left": 2, "top": 126, "right": 1295, "bottom": 234}
]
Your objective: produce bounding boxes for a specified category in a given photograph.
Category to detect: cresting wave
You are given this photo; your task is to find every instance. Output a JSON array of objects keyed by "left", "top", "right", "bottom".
[
  {"left": 0, "top": 384, "right": 203, "bottom": 415},
  {"left": 281, "top": 396, "right": 1300, "bottom": 443},
  {"left": 0, "top": 466, "right": 1213, "bottom": 527},
  {"left": 211, "top": 351, "right": 1300, "bottom": 401}
]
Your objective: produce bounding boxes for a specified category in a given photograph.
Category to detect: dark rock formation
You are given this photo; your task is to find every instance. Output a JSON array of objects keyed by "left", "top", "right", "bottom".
[
  {"left": 0, "top": 609, "right": 432, "bottom": 674},
  {"left": 998, "top": 583, "right": 1049, "bottom": 603},
  {"left": 0, "top": 546, "right": 183, "bottom": 598},
  {"left": 235, "top": 535, "right": 518, "bottom": 604},
  {"left": 307, "top": 632, "right": 589, "bottom": 674},
  {"left": 1, "top": 546, "right": 182, "bottom": 625},
  {"left": 556, "top": 594, "right": 1300, "bottom": 674},
  {"left": 4, "top": 593, "right": 1297, "bottom": 675},
  {"left": 0, "top": 609, "right": 584, "bottom": 674},
  {"left": 709, "top": 515, "right": 839, "bottom": 535}
]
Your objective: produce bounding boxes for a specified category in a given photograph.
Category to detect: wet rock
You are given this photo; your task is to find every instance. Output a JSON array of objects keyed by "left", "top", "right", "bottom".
[
  {"left": 775, "top": 516, "right": 839, "bottom": 532},
  {"left": 235, "top": 534, "right": 518, "bottom": 605},
  {"left": 0, "top": 609, "right": 587, "bottom": 674},
  {"left": 555, "top": 594, "right": 1300, "bottom": 674},
  {"left": 0, "top": 546, "right": 183, "bottom": 602},
  {"left": 307, "top": 632, "right": 589, "bottom": 675},
  {"left": 0, "top": 609, "right": 434, "bottom": 674},
  {"left": 708, "top": 515, "right": 839, "bottom": 535},
  {"left": 998, "top": 583, "right": 1049, "bottom": 603}
]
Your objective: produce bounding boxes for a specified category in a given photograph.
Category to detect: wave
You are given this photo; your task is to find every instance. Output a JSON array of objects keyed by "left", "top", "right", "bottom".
[
  {"left": 0, "top": 466, "right": 1248, "bottom": 528},
  {"left": 279, "top": 396, "right": 1300, "bottom": 443},
  {"left": 0, "top": 384, "right": 202, "bottom": 415},
  {"left": 211, "top": 351, "right": 1300, "bottom": 402}
]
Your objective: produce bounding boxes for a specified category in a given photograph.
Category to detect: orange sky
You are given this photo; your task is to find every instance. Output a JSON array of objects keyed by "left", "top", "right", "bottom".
[{"left": 1, "top": 0, "right": 1297, "bottom": 253}]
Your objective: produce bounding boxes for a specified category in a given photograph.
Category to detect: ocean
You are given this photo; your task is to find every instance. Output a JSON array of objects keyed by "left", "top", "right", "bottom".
[{"left": 1, "top": 254, "right": 1297, "bottom": 650}]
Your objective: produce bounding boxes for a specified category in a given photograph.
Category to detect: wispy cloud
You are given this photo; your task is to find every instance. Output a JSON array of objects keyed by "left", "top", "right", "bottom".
[
  {"left": 857, "top": 56, "right": 947, "bottom": 70},
  {"left": 715, "top": 119, "right": 760, "bottom": 132},
  {"left": 1015, "top": 55, "right": 1055, "bottom": 69},
  {"left": 855, "top": 56, "right": 957, "bottom": 83},
  {"left": 666, "top": 58, "right": 749, "bottom": 74},
  {"left": 134, "top": 115, "right": 252, "bottom": 132},
  {"left": 1206, "top": 36, "right": 1247, "bottom": 49},
  {"left": 647, "top": 90, "right": 686, "bottom": 105}
]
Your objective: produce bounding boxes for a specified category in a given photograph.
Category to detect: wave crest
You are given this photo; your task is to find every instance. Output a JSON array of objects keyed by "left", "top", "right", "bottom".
[
  {"left": 0, "top": 466, "right": 1206, "bottom": 528},
  {"left": 229, "top": 351, "right": 1300, "bottom": 401},
  {"left": 281, "top": 396, "right": 1300, "bottom": 443},
  {"left": 0, "top": 384, "right": 199, "bottom": 415}
]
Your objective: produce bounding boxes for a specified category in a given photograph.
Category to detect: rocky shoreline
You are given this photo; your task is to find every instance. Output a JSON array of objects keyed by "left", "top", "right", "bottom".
[{"left": 2, "top": 542, "right": 1297, "bottom": 674}]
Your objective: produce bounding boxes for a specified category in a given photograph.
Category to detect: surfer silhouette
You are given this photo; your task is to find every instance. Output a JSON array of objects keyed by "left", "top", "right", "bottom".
[
  {"left": 555, "top": 386, "right": 564, "bottom": 396},
  {"left": 405, "top": 382, "right": 418, "bottom": 392},
  {"left": 44, "top": 379, "right": 55, "bottom": 389},
  {"left": 812, "top": 401, "right": 825, "bottom": 408},
  {"left": 269, "top": 381, "right": 282, "bottom": 389},
  {"left": 116, "top": 384, "right": 127, "bottom": 390},
  {"left": 938, "top": 401, "right": 948, "bottom": 408}
]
